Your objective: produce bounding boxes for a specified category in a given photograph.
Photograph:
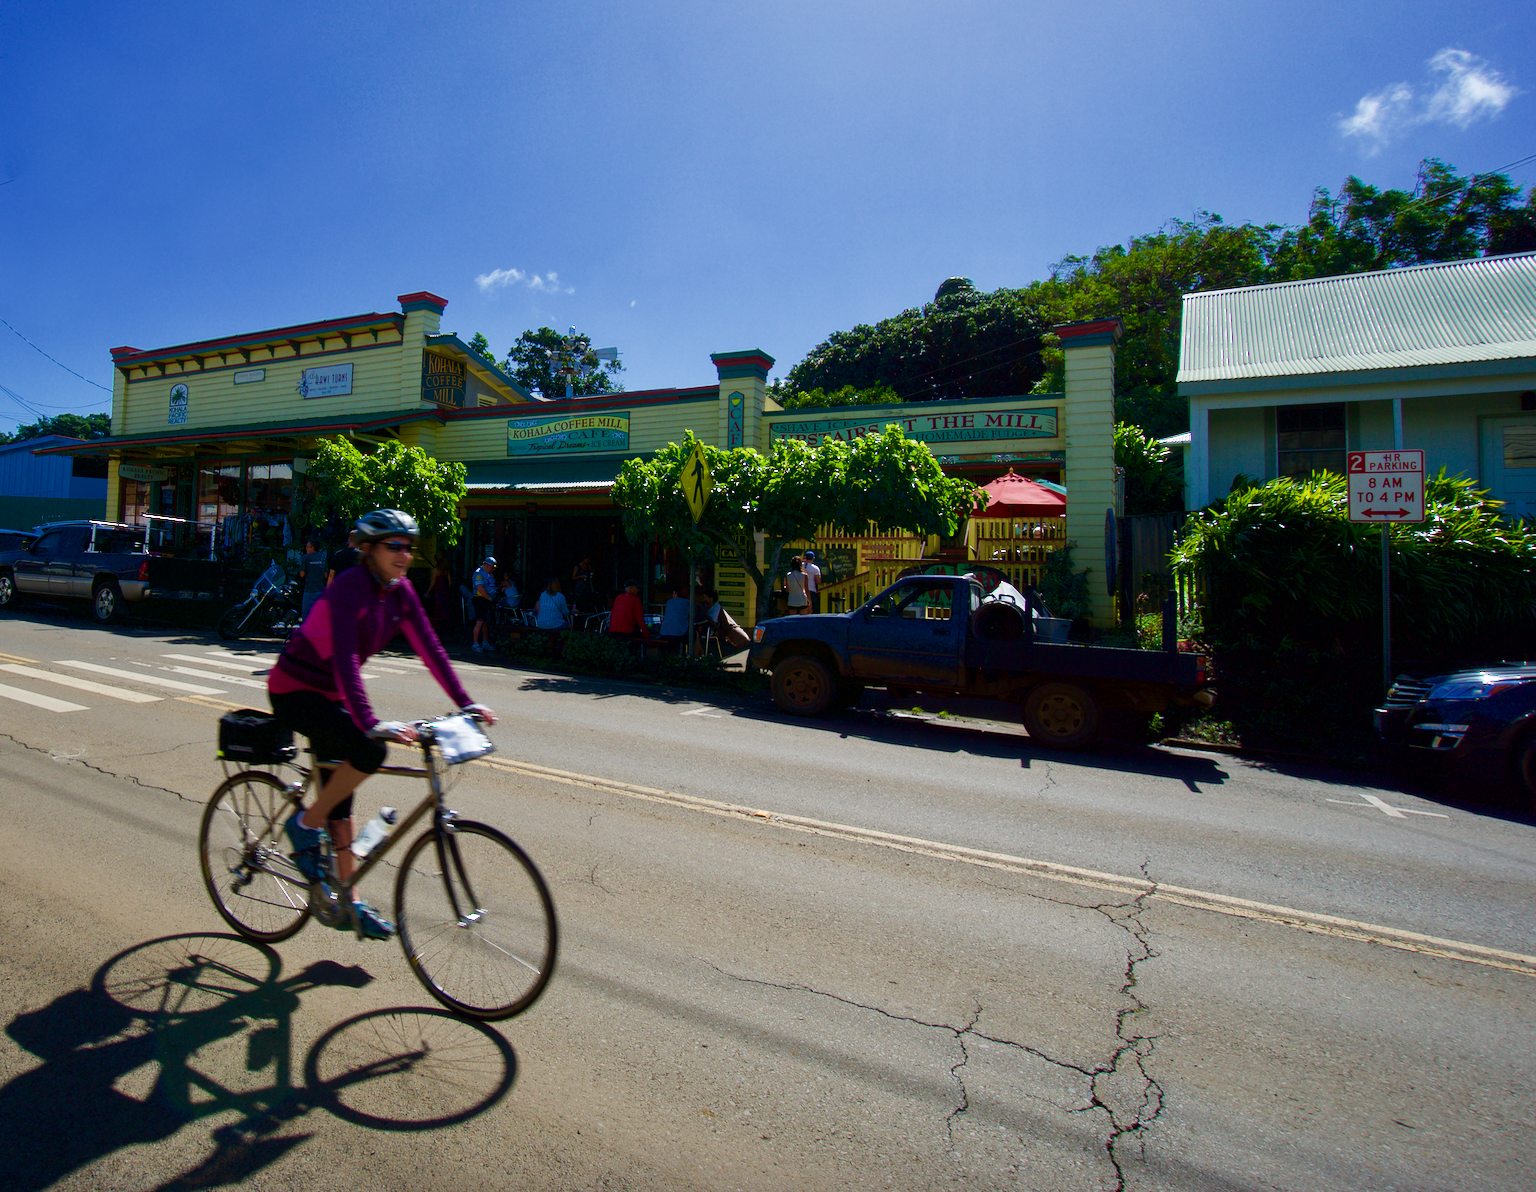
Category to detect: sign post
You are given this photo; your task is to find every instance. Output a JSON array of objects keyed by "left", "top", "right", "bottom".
[
  {"left": 1347, "top": 449, "right": 1425, "bottom": 694},
  {"left": 682, "top": 443, "right": 713, "bottom": 657}
]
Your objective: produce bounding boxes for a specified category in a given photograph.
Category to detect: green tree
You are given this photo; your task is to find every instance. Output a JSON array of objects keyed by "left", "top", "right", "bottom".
[
  {"left": 784, "top": 280, "right": 1048, "bottom": 403},
  {"left": 467, "top": 332, "right": 498, "bottom": 367},
  {"left": 308, "top": 438, "right": 468, "bottom": 554},
  {"left": 0, "top": 411, "right": 111, "bottom": 444},
  {"left": 1022, "top": 215, "right": 1281, "bottom": 437},
  {"left": 769, "top": 382, "right": 899, "bottom": 411},
  {"left": 1115, "top": 423, "right": 1184, "bottom": 515},
  {"left": 492, "top": 327, "right": 623, "bottom": 399},
  {"left": 613, "top": 428, "right": 982, "bottom": 623},
  {"left": 1269, "top": 158, "right": 1530, "bottom": 279}
]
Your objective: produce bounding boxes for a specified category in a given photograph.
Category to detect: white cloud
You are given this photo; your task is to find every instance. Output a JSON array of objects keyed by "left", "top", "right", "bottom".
[
  {"left": 1424, "top": 48, "right": 1517, "bottom": 127},
  {"left": 475, "top": 267, "right": 575, "bottom": 295},
  {"left": 1339, "top": 48, "right": 1518, "bottom": 151}
]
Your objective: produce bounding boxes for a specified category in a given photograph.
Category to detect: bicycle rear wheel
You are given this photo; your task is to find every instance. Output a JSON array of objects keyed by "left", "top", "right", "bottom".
[
  {"left": 395, "top": 821, "right": 557, "bottom": 1021},
  {"left": 199, "top": 771, "right": 312, "bottom": 942}
]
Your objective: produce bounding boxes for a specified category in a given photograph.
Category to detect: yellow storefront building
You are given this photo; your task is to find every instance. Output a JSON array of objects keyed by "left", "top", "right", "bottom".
[{"left": 44, "top": 292, "right": 1125, "bottom": 626}]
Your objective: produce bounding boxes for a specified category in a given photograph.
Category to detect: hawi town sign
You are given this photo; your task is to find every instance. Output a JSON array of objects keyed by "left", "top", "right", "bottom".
[{"left": 770, "top": 405, "right": 1058, "bottom": 447}]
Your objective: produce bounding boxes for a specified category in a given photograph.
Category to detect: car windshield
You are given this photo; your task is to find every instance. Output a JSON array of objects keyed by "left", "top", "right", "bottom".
[{"left": 865, "top": 583, "right": 955, "bottom": 620}]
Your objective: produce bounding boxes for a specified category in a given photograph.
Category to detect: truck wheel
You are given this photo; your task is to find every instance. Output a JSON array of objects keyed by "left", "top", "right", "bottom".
[
  {"left": 771, "top": 655, "right": 835, "bottom": 717},
  {"left": 0, "top": 571, "right": 17, "bottom": 610},
  {"left": 1022, "top": 682, "right": 1100, "bottom": 750},
  {"left": 92, "top": 581, "right": 124, "bottom": 624}
]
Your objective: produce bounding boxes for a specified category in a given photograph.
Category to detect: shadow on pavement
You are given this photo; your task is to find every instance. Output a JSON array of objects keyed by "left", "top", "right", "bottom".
[{"left": 2, "top": 932, "right": 517, "bottom": 1191}]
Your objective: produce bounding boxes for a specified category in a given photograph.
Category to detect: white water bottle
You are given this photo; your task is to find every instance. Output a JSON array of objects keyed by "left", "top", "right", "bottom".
[{"left": 351, "top": 807, "right": 398, "bottom": 858}]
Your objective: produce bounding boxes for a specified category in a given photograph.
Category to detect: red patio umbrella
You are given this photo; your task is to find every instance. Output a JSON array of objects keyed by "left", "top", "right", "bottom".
[{"left": 976, "top": 470, "right": 1065, "bottom": 517}]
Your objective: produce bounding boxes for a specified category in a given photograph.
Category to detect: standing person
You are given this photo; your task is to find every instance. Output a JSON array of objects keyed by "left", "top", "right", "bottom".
[
  {"left": 270, "top": 509, "right": 496, "bottom": 939},
  {"left": 607, "top": 579, "right": 649, "bottom": 639},
  {"left": 570, "top": 556, "right": 594, "bottom": 619},
  {"left": 470, "top": 555, "right": 496, "bottom": 653},
  {"left": 785, "top": 556, "right": 810, "bottom": 615},
  {"left": 299, "top": 538, "right": 327, "bottom": 620},
  {"left": 534, "top": 576, "right": 570, "bottom": 629},
  {"left": 802, "top": 549, "right": 823, "bottom": 613},
  {"left": 325, "top": 530, "right": 359, "bottom": 586}
]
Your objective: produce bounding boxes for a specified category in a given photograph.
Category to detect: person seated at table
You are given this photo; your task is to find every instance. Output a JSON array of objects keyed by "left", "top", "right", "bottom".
[
  {"left": 699, "top": 588, "right": 752, "bottom": 653},
  {"left": 534, "top": 575, "right": 570, "bottom": 629},
  {"left": 658, "top": 584, "right": 693, "bottom": 642},
  {"left": 497, "top": 575, "right": 521, "bottom": 610},
  {"left": 607, "top": 579, "right": 648, "bottom": 639}
]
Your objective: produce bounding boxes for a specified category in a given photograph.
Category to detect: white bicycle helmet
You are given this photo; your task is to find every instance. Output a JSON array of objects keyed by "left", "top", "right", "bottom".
[{"left": 354, "top": 509, "right": 420, "bottom": 542}]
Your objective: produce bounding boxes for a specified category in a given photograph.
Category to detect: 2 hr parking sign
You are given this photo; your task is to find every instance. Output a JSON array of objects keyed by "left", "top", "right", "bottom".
[{"left": 1347, "top": 450, "right": 1425, "bottom": 523}]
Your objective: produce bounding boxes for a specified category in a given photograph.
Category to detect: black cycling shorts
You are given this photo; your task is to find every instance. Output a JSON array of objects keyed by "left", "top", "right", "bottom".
[
  {"left": 473, "top": 595, "right": 492, "bottom": 623},
  {"left": 269, "top": 689, "right": 387, "bottom": 820}
]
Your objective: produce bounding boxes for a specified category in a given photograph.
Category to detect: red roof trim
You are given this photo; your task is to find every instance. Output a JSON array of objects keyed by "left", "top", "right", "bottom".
[
  {"left": 111, "top": 312, "right": 405, "bottom": 366},
  {"left": 1053, "top": 318, "right": 1123, "bottom": 341},
  {"left": 398, "top": 291, "right": 449, "bottom": 310},
  {"left": 440, "top": 385, "right": 718, "bottom": 420}
]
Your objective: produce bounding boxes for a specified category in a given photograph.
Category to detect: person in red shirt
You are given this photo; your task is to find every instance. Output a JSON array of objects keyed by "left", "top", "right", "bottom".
[{"left": 607, "top": 578, "right": 649, "bottom": 639}]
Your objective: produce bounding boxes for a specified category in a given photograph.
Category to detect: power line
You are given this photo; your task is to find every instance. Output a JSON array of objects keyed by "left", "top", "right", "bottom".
[{"left": 0, "top": 315, "right": 112, "bottom": 392}]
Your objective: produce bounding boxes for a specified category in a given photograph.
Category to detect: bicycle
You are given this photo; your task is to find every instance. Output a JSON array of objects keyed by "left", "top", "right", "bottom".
[{"left": 198, "top": 711, "right": 557, "bottom": 1021}]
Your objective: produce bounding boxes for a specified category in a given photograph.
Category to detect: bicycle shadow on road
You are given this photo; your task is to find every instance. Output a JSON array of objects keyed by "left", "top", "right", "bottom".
[{"left": 2, "top": 932, "right": 517, "bottom": 1192}]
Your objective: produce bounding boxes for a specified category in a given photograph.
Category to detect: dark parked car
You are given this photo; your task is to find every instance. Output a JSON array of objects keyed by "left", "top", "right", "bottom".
[
  {"left": 1376, "top": 664, "right": 1536, "bottom": 801},
  {"left": 0, "top": 527, "right": 36, "bottom": 553}
]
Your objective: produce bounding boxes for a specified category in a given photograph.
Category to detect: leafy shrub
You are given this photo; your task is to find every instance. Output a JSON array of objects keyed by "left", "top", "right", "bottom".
[
  {"left": 561, "top": 631, "right": 637, "bottom": 673},
  {"left": 1171, "top": 472, "right": 1536, "bottom": 746},
  {"left": 1039, "top": 544, "right": 1091, "bottom": 623}
]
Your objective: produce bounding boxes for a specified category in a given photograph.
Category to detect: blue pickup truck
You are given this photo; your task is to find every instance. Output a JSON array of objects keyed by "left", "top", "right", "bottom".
[
  {"left": 749, "top": 572, "right": 1210, "bottom": 749},
  {"left": 0, "top": 519, "right": 222, "bottom": 623}
]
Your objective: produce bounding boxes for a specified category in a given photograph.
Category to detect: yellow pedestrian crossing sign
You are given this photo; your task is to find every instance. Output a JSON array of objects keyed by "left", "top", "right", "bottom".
[{"left": 682, "top": 442, "right": 712, "bottom": 524}]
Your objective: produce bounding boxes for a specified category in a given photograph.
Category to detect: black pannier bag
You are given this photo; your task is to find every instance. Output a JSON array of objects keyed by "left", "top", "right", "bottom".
[{"left": 218, "top": 708, "right": 297, "bottom": 764}]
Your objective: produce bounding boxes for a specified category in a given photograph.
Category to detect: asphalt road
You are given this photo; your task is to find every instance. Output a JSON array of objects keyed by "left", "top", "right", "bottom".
[{"left": 0, "top": 608, "right": 1532, "bottom": 1192}]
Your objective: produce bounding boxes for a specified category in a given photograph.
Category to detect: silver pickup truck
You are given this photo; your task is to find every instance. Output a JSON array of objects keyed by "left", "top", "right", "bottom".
[{"left": 0, "top": 520, "right": 222, "bottom": 623}]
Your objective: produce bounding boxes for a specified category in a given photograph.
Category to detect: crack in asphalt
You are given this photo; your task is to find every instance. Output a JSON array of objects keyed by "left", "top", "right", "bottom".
[
  {"left": 1035, "top": 760, "right": 1059, "bottom": 800},
  {"left": 709, "top": 870, "right": 1167, "bottom": 1190},
  {"left": 0, "top": 731, "right": 196, "bottom": 803},
  {"left": 1076, "top": 861, "right": 1165, "bottom": 1190}
]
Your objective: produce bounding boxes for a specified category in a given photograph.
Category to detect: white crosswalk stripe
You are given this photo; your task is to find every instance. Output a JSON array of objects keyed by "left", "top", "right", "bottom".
[
  {"left": 161, "top": 664, "right": 268, "bottom": 690},
  {"left": 164, "top": 653, "right": 270, "bottom": 674},
  {"left": 58, "top": 660, "right": 226, "bottom": 695},
  {"left": 0, "top": 664, "right": 162, "bottom": 703},
  {"left": 0, "top": 681, "right": 87, "bottom": 712}
]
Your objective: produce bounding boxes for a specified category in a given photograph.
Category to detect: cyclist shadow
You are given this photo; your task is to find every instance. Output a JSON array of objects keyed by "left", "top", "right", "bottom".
[{"left": 2, "top": 932, "right": 518, "bottom": 1192}]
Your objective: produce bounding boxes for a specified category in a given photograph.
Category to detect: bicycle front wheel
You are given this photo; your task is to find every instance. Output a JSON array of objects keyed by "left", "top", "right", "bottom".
[
  {"left": 395, "top": 821, "right": 557, "bottom": 1021},
  {"left": 199, "top": 771, "right": 312, "bottom": 942}
]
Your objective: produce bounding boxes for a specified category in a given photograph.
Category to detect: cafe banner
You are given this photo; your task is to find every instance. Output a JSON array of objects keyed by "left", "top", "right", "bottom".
[
  {"left": 507, "top": 412, "right": 629, "bottom": 456},
  {"left": 421, "top": 352, "right": 465, "bottom": 408},
  {"left": 770, "top": 405, "right": 1058, "bottom": 447}
]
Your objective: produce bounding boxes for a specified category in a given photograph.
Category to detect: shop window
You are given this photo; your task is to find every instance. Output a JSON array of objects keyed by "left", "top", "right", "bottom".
[
  {"left": 1277, "top": 403, "right": 1346, "bottom": 478},
  {"left": 71, "top": 456, "right": 108, "bottom": 480},
  {"left": 121, "top": 480, "right": 150, "bottom": 526},
  {"left": 245, "top": 460, "right": 295, "bottom": 552},
  {"left": 198, "top": 459, "right": 243, "bottom": 556}
]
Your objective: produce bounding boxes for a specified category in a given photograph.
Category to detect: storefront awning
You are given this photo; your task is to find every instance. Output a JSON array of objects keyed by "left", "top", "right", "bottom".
[{"left": 32, "top": 410, "right": 444, "bottom": 457}]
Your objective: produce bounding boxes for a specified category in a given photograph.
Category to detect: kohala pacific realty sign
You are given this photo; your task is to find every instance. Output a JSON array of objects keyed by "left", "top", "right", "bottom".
[{"left": 507, "top": 412, "right": 630, "bottom": 455}]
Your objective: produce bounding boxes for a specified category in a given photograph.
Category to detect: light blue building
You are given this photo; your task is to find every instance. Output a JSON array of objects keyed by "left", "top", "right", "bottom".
[
  {"left": 0, "top": 434, "right": 108, "bottom": 528},
  {"left": 1177, "top": 252, "right": 1536, "bottom": 519}
]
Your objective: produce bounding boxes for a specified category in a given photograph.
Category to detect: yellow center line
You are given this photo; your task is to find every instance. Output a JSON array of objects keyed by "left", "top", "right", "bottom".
[
  {"left": 476, "top": 756, "right": 1536, "bottom": 978},
  {"left": 0, "top": 651, "right": 40, "bottom": 665},
  {"left": 177, "top": 694, "right": 247, "bottom": 712}
]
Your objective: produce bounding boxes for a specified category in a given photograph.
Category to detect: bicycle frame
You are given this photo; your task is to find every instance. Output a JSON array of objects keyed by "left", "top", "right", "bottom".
[{"left": 234, "top": 731, "right": 480, "bottom": 940}]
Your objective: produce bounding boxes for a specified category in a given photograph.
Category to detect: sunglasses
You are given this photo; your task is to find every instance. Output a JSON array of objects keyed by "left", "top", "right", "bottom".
[{"left": 377, "top": 540, "right": 415, "bottom": 554}]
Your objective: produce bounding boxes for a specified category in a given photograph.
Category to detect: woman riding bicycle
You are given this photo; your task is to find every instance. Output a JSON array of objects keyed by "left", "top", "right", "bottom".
[{"left": 269, "top": 508, "right": 496, "bottom": 939}]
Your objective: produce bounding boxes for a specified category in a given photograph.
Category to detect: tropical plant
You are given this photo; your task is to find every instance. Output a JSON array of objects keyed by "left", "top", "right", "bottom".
[
  {"left": 612, "top": 427, "right": 982, "bottom": 623},
  {"left": 1170, "top": 471, "right": 1536, "bottom": 743},
  {"left": 1115, "top": 422, "right": 1184, "bottom": 515},
  {"left": 308, "top": 438, "right": 468, "bottom": 550}
]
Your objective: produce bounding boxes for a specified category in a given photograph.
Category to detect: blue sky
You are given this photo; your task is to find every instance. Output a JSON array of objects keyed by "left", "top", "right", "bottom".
[{"left": 0, "top": 1, "right": 1531, "bottom": 434}]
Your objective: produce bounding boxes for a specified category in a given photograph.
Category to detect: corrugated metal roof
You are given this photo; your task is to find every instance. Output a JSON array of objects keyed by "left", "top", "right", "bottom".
[{"left": 1177, "top": 252, "right": 1536, "bottom": 385}]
